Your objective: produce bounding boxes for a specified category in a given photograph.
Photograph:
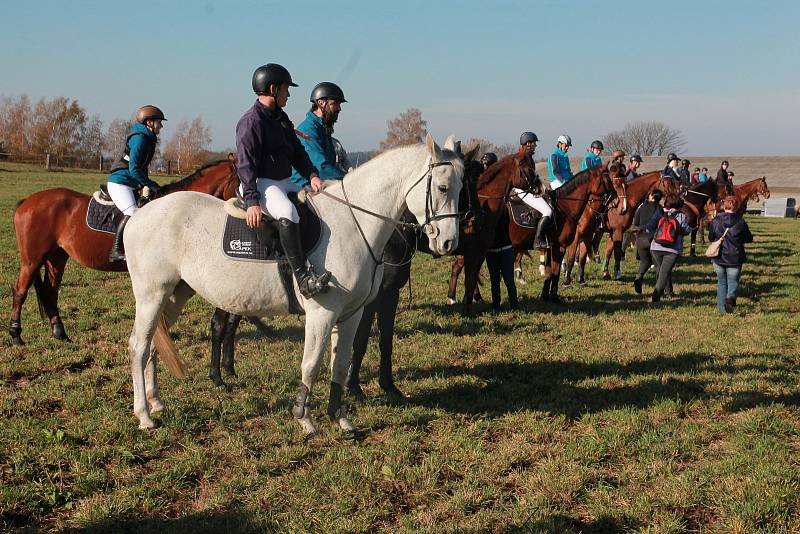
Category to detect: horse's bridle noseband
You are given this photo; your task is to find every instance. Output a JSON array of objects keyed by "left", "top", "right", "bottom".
[{"left": 404, "top": 160, "right": 462, "bottom": 239}]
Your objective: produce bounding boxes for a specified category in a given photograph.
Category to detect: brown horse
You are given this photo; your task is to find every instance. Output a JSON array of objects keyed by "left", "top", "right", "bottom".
[
  {"left": 509, "top": 163, "right": 627, "bottom": 303},
  {"left": 10, "top": 158, "right": 240, "bottom": 345},
  {"left": 445, "top": 147, "right": 529, "bottom": 311},
  {"left": 694, "top": 177, "right": 767, "bottom": 249},
  {"left": 592, "top": 173, "right": 678, "bottom": 283}
]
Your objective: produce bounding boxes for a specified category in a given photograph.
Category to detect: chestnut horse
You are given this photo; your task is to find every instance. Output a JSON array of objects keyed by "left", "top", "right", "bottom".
[
  {"left": 509, "top": 163, "right": 627, "bottom": 303},
  {"left": 580, "top": 171, "right": 678, "bottom": 285},
  {"left": 9, "top": 159, "right": 239, "bottom": 345}
]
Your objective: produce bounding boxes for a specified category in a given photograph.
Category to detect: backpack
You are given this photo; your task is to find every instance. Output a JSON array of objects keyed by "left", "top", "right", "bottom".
[{"left": 654, "top": 213, "right": 679, "bottom": 246}]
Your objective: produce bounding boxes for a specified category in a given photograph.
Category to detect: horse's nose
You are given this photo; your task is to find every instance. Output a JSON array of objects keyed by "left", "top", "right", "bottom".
[{"left": 441, "top": 239, "right": 454, "bottom": 254}]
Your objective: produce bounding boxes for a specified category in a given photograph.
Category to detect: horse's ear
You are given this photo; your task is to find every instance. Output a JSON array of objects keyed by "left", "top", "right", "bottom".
[
  {"left": 426, "top": 133, "right": 441, "bottom": 161},
  {"left": 443, "top": 134, "right": 457, "bottom": 152},
  {"left": 454, "top": 140, "right": 463, "bottom": 157},
  {"left": 464, "top": 144, "right": 480, "bottom": 162},
  {"left": 227, "top": 152, "right": 236, "bottom": 163}
]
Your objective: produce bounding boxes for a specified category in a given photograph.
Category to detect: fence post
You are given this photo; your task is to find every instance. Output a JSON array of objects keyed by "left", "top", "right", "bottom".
[
  {"left": 167, "top": 160, "right": 171, "bottom": 175},
  {"left": 45, "top": 153, "right": 51, "bottom": 170},
  {"left": 99, "top": 155, "right": 104, "bottom": 171}
]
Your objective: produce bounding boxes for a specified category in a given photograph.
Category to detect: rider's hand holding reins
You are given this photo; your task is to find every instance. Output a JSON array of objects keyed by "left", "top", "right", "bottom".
[
  {"left": 309, "top": 176, "right": 323, "bottom": 193},
  {"left": 246, "top": 205, "right": 262, "bottom": 228}
]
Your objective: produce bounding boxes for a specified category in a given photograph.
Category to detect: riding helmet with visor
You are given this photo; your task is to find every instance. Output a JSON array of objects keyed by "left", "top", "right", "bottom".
[
  {"left": 519, "top": 132, "right": 539, "bottom": 145},
  {"left": 310, "top": 82, "right": 347, "bottom": 103},
  {"left": 557, "top": 134, "right": 572, "bottom": 147},
  {"left": 252, "top": 63, "right": 298, "bottom": 95},
  {"left": 590, "top": 140, "right": 604, "bottom": 150},
  {"left": 136, "top": 105, "right": 167, "bottom": 124}
]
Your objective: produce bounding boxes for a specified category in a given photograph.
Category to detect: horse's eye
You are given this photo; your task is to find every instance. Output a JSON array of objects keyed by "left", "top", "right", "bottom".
[{"left": 438, "top": 185, "right": 448, "bottom": 193}]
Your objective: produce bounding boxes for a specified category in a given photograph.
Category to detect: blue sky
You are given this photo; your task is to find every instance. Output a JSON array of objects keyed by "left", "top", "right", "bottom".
[{"left": 2, "top": 0, "right": 798, "bottom": 154}]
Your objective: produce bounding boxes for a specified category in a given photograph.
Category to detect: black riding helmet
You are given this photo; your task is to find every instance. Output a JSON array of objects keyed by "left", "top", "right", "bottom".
[
  {"left": 519, "top": 132, "right": 539, "bottom": 145},
  {"left": 252, "top": 63, "right": 297, "bottom": 95},
  {"left": 481, "top": 152, "right": 498, "bottom": 166},
  {"left": 630, "top": 154, "right": 643, "bottom": 163},
  {"left": 667, "top": 152, "right": 679, "bottom": 162},
  {"left": 590, "top": 140, "right": 604, "bottom": 150},
  {"left": 682, "top": 159, "right": 691, "bottom": 166},
  {"left": 310, "top": 82, "right": 347, "bottom": 103}
]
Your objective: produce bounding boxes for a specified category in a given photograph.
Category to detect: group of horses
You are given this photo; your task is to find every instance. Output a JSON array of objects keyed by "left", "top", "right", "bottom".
[{"left": 8, "top": 136, "right": 770, "bottom": 434}]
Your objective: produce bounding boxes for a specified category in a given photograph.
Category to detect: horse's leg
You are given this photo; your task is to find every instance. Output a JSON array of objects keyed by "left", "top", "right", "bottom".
[
  {"left": 549, "top": 252, "right": 563, "bottom": 303},
  {"left": 601, "top": 237, "right": 613, "bottom": 280},
  {"left": 540, "top": 249, "right": 552, "bottom": 301},
  {"left": 514, "top": 251, "right": 527, "bottom": 285},
  {"left": 447, "top": 256, "right": 464, "bottom": 305},
  {"left": 39, "top": 248, "right": 71, "bottom": 342},
  {"left": 462, "top": 256, "right": 484, "bottom": 313},
  {"left": 221, "top": 314, "right": 242, "bottom": 378},
  {"left": 145, "top": 281, "right": 195, "bottom": 414},
  {"left": 129, "top": 297, "right": 165, "bottom": 430},
  {"left": 577, "top": 242, "right": 588, "bottom": 285},
  {"left": 293, "top": 312, "right": 337, "bottom": 436},
  {"left": 347, "top": 299, "right": 379, "bottom": 400},
  {"left": 9, "top": 261, "right": 40, "bottom": 346},
  {"left": 563, "top": 240, "right": 577, "bottom": 287},
  {"left": 376, "top": 287, "right": 405, "bottom": 399},
  {"left": 209, "top": 308, "right": 229, "bottom": 389},
  {"left": 328, "top": 310, "right": 364, "bottom": 433}
]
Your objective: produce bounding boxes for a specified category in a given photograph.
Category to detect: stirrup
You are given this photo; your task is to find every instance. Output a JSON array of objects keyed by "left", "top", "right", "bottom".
[{"left": 299, "top": 270, "right": 332, "bottom": 297}]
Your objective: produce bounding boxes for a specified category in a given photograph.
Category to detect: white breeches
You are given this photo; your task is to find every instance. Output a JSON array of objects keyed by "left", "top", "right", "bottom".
[
  {"left": 107, "top": 182, "right": 138, "bottom": 216},
  {"left": 240, "top": 178, "right": 302, "bottom": 223},
  {"left": 513, "top": 189, "right": 552, "bottom": 217}
]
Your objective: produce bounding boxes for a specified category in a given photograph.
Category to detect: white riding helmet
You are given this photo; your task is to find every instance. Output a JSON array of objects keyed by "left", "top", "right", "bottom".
[{"left": 557, "top": 134, "right": 572, "bottom": 147}]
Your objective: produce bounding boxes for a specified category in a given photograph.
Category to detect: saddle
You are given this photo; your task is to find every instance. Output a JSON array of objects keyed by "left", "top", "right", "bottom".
[
  {"left": 85, "top": 185, "right": 148, "bottom": 234},
  {"left": 506, "top": 191, "right": 555, "bottom": 229},
  {"left": 221, "top": 191, "right": 321, "bottom": 262}
]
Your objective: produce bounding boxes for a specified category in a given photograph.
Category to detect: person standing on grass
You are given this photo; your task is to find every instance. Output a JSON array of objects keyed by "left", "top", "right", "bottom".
[
  {"left": 644, "top": 192, "right": 691, "bottom": 302},
  {"left": 708, "top": 195, "right": 753, "bottom": 314},
  {"left": 485, "top": 210, "right": 518, "bottom": 313},
  {"left": 107, "top": 105, "right": 166, "bottom": 262},
  {"left": 631, "top": 189, "right": 663, "bottom": 294}
]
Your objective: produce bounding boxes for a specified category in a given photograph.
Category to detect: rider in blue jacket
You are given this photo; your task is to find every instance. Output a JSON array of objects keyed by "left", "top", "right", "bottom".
[
  {"left": 581, "top": 140, "right": 604, "bottom": 170},
  {"left": 107, "top": 105, "right": 165, "bottom": 261},
  {"left": 291, "top": 82, "right": 348, "bottom": 187},
  {"left": 548, "top": 134, "right": 573, "bottom": 189}
]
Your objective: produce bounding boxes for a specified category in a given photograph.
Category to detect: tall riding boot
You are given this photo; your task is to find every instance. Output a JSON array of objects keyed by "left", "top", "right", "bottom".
[
  {"left": 108, "top": 215, "right": 130, "bottom": 262},
  {"left": 278, "top": 218, "right": 331, "bottom": 298},
  {"left": 533, "top": 216, "right": 551, "bottom": 250}
]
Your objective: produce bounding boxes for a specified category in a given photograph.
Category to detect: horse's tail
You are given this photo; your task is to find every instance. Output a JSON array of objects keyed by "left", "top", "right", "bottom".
[
  {"left": 152, "top": 315, "right": 188, "bottom": 379},
  {"left": 31, "top": 268, "right": 48, "bottom": 320}
]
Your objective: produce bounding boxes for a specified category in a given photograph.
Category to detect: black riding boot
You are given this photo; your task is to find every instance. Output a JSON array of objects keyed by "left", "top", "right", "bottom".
[
  {"left": 278, "top": 218, "right": 331, "bottom": 298},
  {"left": 533, "top": 216, "right": 551, "bottom": 249},
  {"left": 108, "top": 215, "right": 130, "bottom": 262}
]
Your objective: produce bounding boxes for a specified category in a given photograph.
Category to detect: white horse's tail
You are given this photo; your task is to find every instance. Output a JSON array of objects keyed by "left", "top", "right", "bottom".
[{"left": 153, "top": 315, "right": 187, "bottom": 378}]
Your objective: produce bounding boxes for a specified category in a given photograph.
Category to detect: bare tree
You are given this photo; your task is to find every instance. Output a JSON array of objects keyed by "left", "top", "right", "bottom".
[
  {"left": 0, "top": 94, "right": 33, "bottom": 154},
  {"left": 461, "top": 137, "right": 516, "bottom": 159},
  {"left": 602, "top": 121, "right": 686, "bottom": 156},
  {"left": 379, "top": 108, "right": 427, "bottom": 151},
  {"left": 162, "top": 116, "right": 212, "bottom": 173},
  {"left": 103, "top": 117, "right": 134, "bottom": 158}
]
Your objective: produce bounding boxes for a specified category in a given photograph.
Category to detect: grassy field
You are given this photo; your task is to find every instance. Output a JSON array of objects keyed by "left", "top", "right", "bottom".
[{"left": 1, "top": 165, "right": 799, "bottom": 533}]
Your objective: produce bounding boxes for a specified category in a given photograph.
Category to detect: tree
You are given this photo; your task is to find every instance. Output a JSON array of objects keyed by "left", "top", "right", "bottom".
[
  {"left": 161, "top": 116, "right": 212, "bottom": 173},
  {"left": 103, "top": 117, "right": 134, "bottom": 158},
  {"left": 602, "top": 121, "right": 686, "bottom": 156},
  {"left": 379, "top": 108, "right": 427, "bottom": 151},
  {"left": 461, "top": 137, "right": 516, "bottom": 159},
  {"left": 0, "top": 94, "right": 32, "bottom": 154}
]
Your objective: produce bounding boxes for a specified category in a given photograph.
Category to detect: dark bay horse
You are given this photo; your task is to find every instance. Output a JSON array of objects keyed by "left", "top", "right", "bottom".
[
  {"left": 208, "top": 145, "right": 485, "bottom": 395},
  {"left": 509, "top": 164, "right": 627, "bottom": 303},
  {"left": 9, "top": 159, "right": 240, "bottom": 345},
  {"left": 694, "top": 176, "right": 769, "bottom": 250}
]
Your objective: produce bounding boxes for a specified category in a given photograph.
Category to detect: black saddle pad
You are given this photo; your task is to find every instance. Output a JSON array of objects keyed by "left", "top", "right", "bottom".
[
  {"left": 222, "top": 202, "right": 321, "bottom": 262},
  {"left": 507, "top": 196, "right": 542, "bottom": 229},
  {"left": 85, "top": 197, "right": 119, "bottom": 234}
]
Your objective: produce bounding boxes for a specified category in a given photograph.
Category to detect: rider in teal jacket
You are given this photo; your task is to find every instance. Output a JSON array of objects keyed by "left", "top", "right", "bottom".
[
  {"left": 548, "top": 135, "right": 573, "bottom": 189},
  {"left": 108, "top": 122, "right": 161, "bottom": 190},
  {"left": 580, "top": 140, "right": 604, "bottom": 171},
  {"left": 291, "top": 82, "right": 347, "bottom": 188}
]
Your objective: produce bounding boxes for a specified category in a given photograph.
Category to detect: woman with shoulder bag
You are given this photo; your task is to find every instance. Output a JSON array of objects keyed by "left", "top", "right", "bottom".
[{"left": 707, "top": 195, "right": 753, "bottom": 313}]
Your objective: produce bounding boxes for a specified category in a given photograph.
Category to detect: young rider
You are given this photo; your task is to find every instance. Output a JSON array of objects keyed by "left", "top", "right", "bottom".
[
  {"left": 290, "top": 82, "right": 348, "bottom": 188},
  {"left": 581, "top": 140, "right": 604, "bottom": 170},
  {"left": 236, "top": 63, "right": 330, "bottom": 298},
  {"left": 107, "top": 105, "right": 165, "bottom": 262},
  {"left": 626, "top": 154, "right": 643, "bottom": 180},
  {"left": 548, "top": 134, "right": 573, "bottom": 189},
  {"left": 513, "top": 132, "right": 552, "bottom": 249},
  {"left": 480, "top": 152, "right": 498, "bottom": 171}
]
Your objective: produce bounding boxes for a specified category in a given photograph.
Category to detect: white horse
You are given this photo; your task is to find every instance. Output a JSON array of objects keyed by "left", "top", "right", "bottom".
[{"left": 123, "top": 134, "right": 464, "bottom": 434}]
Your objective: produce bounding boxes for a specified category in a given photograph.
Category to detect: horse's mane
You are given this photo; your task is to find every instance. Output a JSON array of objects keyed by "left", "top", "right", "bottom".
[
  {"left": 476, "top": 155, "right": 515, "bottom": 189},
  {"left": 165, "top": 158, "right": 234, "bottom": 188},
  {"left": 554, "top": 167, "right": 593, "bottom": 198}
]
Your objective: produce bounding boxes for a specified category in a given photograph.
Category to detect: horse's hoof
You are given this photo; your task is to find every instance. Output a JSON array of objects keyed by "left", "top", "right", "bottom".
[
  {"left": 138, "top": 418, "right": 158, "bottom": 431},
  {"left": 298, "top": 416, "right": 319, "bottom": 437},
  {"left": 380, "top": 382, "right": 408, "bottom": 401},
  {"left": 11, "top": 335, "right": 24, "bottom": 346},
  {"left": 336, "top": 417, "right": 358, "bottom": 433},
  {"left": 602, "top": 273, "right": 612, "bottom": 281},
  {"left": 223, "top": 366, "right": 237, "bottom": 377},
  {"left": 563, "top": 281, "right": 572, "bottom": 288},
  {"left": 578, "top": 280, "right": 586, "bottom": 286},
  {"left": 447, "top": 297, "right": 457, "bottom": 306},
  {"left": 148, "top": 400, "right": 165, "bottom": 414},
  {"left": 52, "top": 322, "right": 72, "bottom": 342}
]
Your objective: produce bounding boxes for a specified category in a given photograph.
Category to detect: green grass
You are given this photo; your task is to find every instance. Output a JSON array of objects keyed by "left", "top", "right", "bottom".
[{"left": 1, "top": 164, "right": 799, "bottom": 532}]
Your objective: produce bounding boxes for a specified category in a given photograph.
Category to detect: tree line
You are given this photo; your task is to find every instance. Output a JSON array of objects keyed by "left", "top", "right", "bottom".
[{"left": 0, "top": 95, "right": 217, "bottom": 172}]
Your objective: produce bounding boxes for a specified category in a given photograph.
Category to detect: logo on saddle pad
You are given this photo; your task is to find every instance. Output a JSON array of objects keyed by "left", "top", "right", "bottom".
[{"left": 228, "top": 239, "right": 253, "bottom": 254}]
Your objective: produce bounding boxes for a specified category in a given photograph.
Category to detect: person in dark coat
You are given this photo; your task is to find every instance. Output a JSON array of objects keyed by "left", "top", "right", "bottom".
[
  {"left": 708, "top": 195, "right": 753, "bottom": 313},
  {"left": 631, "top": 189, "right": 663, "bottom": 294},
  {"left": 485, "top": 211, "right": 518, "bottom": 313},
  {"left": 644, "top": 193, "right": 692, "bottom": 302},
  {"left": 716, "top": 160, "right": 733, "bottom": 194}
]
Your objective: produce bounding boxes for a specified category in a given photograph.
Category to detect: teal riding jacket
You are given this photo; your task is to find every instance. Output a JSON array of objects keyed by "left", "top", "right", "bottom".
[
  {"left": 108, "top": 123, "right": 160, "bottom": 190},
  {"left": 581, "top": 151, "right": 602, "bottom": 171},
  {"left": 291, "top": 112, "right": 343, "bottom": 187}
]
